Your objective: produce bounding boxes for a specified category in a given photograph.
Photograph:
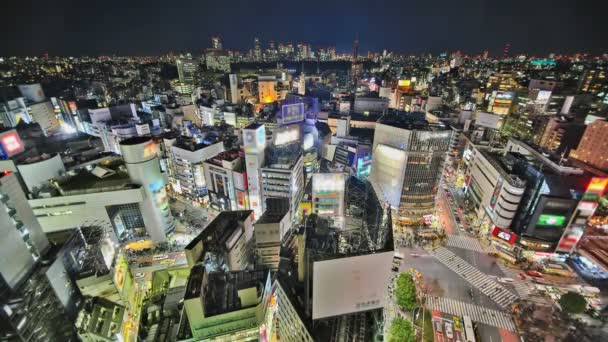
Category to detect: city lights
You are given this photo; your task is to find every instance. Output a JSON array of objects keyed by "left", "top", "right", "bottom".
[{"left": 0, "top": 4, "right": 605, "bottom": 342}]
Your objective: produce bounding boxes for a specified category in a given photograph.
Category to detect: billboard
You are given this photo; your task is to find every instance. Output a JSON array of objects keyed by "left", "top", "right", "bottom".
[
  {"left": 223, "top": 112, "right": 236, "bottom": 126},
  {"left": 280, "top": 103, "right": 305, "bottom": 125},
  {"left": 398, "top": 79, "right": 411, "bottom": 87},
  {"left": 537, "top": 214, "right": 567, "bottom": 227},
  {"left": 312, "top": 251, "right": 393, "bottom": 319},
  {"left": 370, "top": 144, "right": 406, "bottom": 209},
  {"left": 556, "top": 177, "right": 607, "bottom": 254},
  {"left": 333, "top": 145, "right": 356, "bottom": 167},
  {"left": 475, "top": 112, "right": 502, "bottom": 129},
  {"left": 0, "top": 130, "right": 25, "bottom": 158},
  {"left": 491, "top": 227, "right": 517, "bottom": 245},
  {"left": 273, "top": 125, "right": 300, "bottom": 146}
]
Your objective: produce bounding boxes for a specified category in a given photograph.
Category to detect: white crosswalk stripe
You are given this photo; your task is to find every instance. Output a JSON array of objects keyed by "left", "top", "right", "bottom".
[
  {"left": 497, "top": 263, "right": 552, "bottom": 306},
  {"left": 426, "top": 296, "right": 517, "bottom": 331},
  {"left": 427, "top": 247, "right": 519, "bottom": 309},
  {"left": 446, "top": 235, "right": 486, "bottom": 253}
]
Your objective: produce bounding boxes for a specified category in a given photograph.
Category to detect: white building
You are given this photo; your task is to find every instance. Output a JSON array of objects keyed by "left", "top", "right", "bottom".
[
  {"left": 1, "top": 171, "right": 50, "bottom": 289},
  {"left": 120, "top": 137, "right": 175, "bottom": 241},
  {"left": 464, "top": 145, "right": 526, "bottom": 229},
  {"left": 30, "top": 100, "right": 60, "bottom": 136},
  {"left": 262, "top": 149, "right": 304, "bottom": 219},
  {"left": 166, "top": 138, "right": 224, "bottom": 205},
  {"left": 243, "top": 123, "right": 267, "bottom": 220},
  {"left": 254, "top": 209, "right": 291, "bottom": 270},
  {"left": 312, "top": 173, "right": 346, "bottom": 227},
  {"left": 203, "top": 150, "right": 248, "bottom": 211}
]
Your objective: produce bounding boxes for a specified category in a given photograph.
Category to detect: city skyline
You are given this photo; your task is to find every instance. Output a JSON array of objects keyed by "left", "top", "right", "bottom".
[{"left": 1, "top": 0, "right": 606, "bottom": 56}]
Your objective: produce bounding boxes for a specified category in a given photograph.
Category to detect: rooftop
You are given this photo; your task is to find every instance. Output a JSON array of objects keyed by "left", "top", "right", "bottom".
[
  {"left": 377, "top": 111, "right": 449, "bottom": 131},
  {"left": 204, "top": 270, "right": 266, "bottom": 316},
  {"left": 244, "top": 122, "right": 264, "bottom": 130},
  {"left": 480, "top": 150, "right": 527, "bottom": 188},
  {"left": 256, "top": 207, "right": 289, "bottom": 224},
  {"left": 184, "top": 210, "right": 253, "bottom": 261},
  {"left": 264, "top": 144, "right": 302, "bottom": 169},
  {"left": 56, "top": 161, "right": 134, "bottom": 195}
]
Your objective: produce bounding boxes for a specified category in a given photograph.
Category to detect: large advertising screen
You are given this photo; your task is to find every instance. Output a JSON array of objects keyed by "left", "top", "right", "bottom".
[
  {"left": 312, "top": 251, "right": 393, "bottom": 320},
  {"left": 0, "top": 130, "right": 25, "bottom": 158},
  {"left": 370, "top": 144, "right": 406, "bottom": 209},
  {"left": 537, "top": 214, "right": 566, "bottom": 227},
  {"left": 280, "top": 103, "right": 305, "bottom": 125}
]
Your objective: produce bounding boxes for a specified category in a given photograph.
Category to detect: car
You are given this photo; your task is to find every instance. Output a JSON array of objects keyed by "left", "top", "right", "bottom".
[
  {"left": 445, "top": 322, "right": 454, "bottom": 339},
  {"left": 497, "top": 277, "right": 515, "bottom": 284},
  {"left": 153, "top": 254, "right": 169, "bottom": 261},
  {"left": 526, "top": 270, "right": 544, "bottom": 278},
  {"left": 519, "top": 273, "right": 527, "bottom": 280},
  {"left": 434, "top": 320, "right": 443, "bottom": 334},
  {"left": 135, "top": 272, "right": 145, "bottom": 279},
  {"left": 391, "top": 266, "right": 399, "bottom": 272}
]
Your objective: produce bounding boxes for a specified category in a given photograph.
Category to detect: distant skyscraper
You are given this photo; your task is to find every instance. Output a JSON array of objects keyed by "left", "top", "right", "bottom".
[
  {"left": 176, "top": 53, "right": 198, "bottom": 86},
  {"left": 503, "top": 43, "right": 511, "bottom": 59},
  {"left": 210, "top": 36, "right": 223, "bottom": 50},
  {"left": 253, "top": 37, "right": 262, "bottom": 61},
  {"left": 351, "top": 35, "right": 362, "bottom": 87}
]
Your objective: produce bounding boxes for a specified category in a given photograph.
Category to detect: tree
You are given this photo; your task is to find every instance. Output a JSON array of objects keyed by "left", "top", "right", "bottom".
[
  {"left": 559, "top": 292, "right": 587, "bottom": 314},
  {"left": 389, "top": 317, "right": 415, "bottom": 342},
  {"left": 395, "top": 273, "right": 417, "bottom": 310}
]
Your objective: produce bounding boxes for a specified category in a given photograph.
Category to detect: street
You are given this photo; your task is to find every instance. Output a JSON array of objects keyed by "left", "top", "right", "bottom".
[{"left": 394, "top": 182, "right": 521, "bottom": 341}]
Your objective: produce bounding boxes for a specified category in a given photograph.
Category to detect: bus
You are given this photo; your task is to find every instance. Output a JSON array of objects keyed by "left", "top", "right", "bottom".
[{"left": 463, "top": 316, "right": 476, "bottom": 342}]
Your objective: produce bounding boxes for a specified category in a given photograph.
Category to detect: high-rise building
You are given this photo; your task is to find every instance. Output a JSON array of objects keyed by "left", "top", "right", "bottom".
[
  {"left": 0, "top": 171, "right": 49, "bottom": 289},
  {"left": 253, "top": 37, "right": 262, "bottom": 61},
  {"left": 569, "top": 119, "right": 608, "bottom": 172},
  {"left": 258, "top": 75, "right": 278, "bottom": 104},
  {"left": 255, "top": 203, "right": 290, "bottom": 270},
  {"left": 176, "top": 53, "right": 198, "bottom": 87},
  {"left": 120, "top": 137, "right": 175, "bottom": 241},
  {"left": 262, "top": 144, "right": 304, "bottom": 219},
  {"left": 370, "top": 112, "right": 451, "bottom": 223},
  {"left": 351, "top": 36, "right": 361, "bottom": 87},
  {"left": 312, "top": 173, "right": 346, "bottom": 227},
  {"left": 243, "top": 123, "right": 267, "bottom": 219},
  {"left": 210, "top": 36, "right": 223, "bottom": 50},
  {"left": 165, "top": 136, "right": 224, "bottom": 205},
  {"left": 181, "top": 267, "right": 270, "bottom": 341},
  {"left": 203, "top": 149, "right": 248, "bottom": 211}
]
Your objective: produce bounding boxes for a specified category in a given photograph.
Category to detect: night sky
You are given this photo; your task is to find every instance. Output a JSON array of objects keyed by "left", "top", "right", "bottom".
[{"left": 1, "top": 0, "right": 606, "bottom": 57}]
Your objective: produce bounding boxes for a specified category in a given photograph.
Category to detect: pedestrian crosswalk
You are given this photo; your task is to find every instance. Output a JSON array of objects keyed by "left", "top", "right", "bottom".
[
  {"left": 428, "top": 247, "right": 519, "bottom": 309},
  {"left": 426, "top": 296, "right": 517, "bottom": 331},
  {"left": 497, "top": 263, "right": 551, "bottom": 306},
  {"left": 446, "top": 235, "right": 486, "bottom": 253}
]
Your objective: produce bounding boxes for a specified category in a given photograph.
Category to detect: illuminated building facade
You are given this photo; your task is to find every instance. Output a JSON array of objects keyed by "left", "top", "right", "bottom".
[
  {"left": 262, "top": 144, "right": 304, "bottom": 219},
  {"left": 312, "top": 173, "right": 346, "bottom": 227},
  {"left": 0, "top": 171, "right": 49, "bottom": 288},
  {"left": 203, "top": 149, "right": 248, "bottom": 211},
  {"left": 258, "top": 76, "right": 278, "bottom": 104},
  {"left": 569, "top": 119, "right": 608, "bottom": 172},
  {"left": 243, "top": 123, "right": 267, "bottom": 220},
  {"left": 120, "top": 137, "right": 174, "bottom": 242},
  {"left": 370, "top": 112, "right": 451, "bottom": 223},
  {"left": 165, "top": 137, "right": 224, "bottom": 205},
  {"left": 176, "top": 53, "right": 198, "bottom": 86},
  {"left": 182, "top": 267, "right": 270, "bottom": 341}
]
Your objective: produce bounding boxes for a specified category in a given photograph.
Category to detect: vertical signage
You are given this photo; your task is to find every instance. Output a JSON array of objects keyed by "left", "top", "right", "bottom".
[{"left": 555, "top": 178, "right": 607, "bottom": 254}]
